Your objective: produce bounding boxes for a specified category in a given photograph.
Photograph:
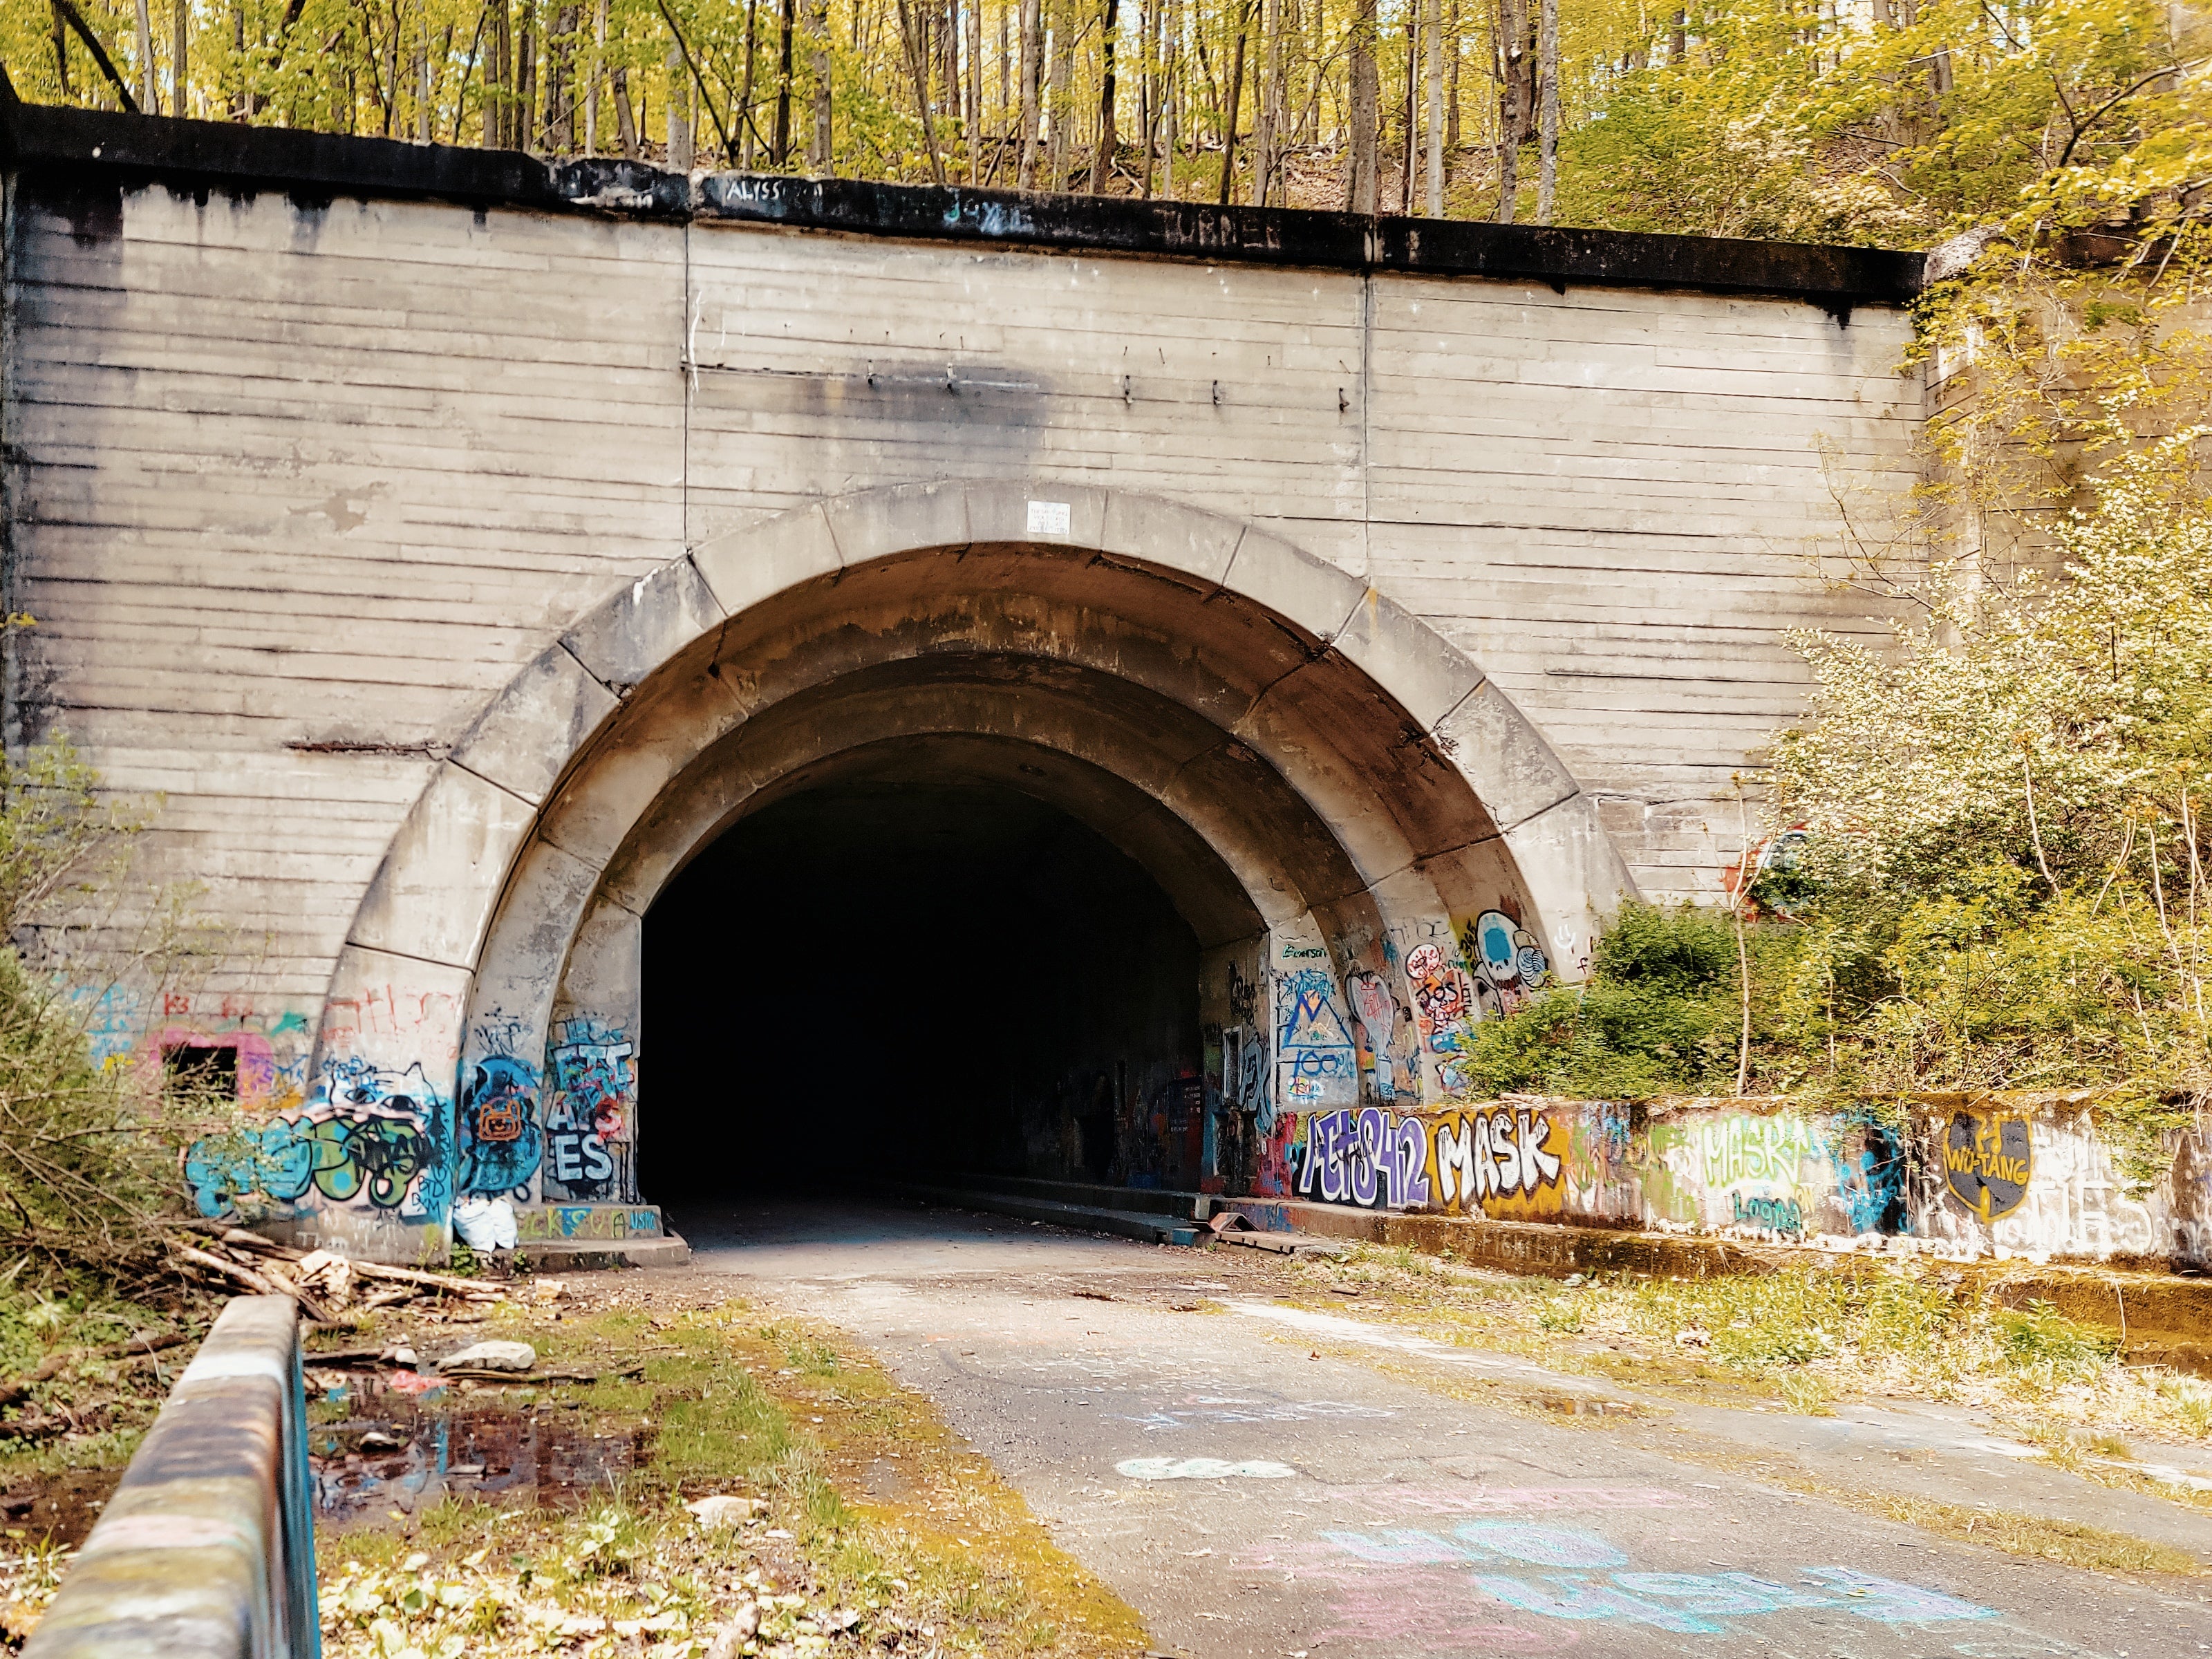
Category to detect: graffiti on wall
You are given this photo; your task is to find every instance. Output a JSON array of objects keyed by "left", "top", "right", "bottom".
[
  {"left": 1268, "top": 1089, "right": 2206, "bottom": 1266},
  {"left": 1434, "top": 1105, "right": 1566, "bottom": 1215},
  {"left": 1823, "top": 1110, "right": 1909, "bottom": 1235},
  {"left": 1944, "top": 1108, "right": 2032, "bottom": 1221},
  {"left": 1275, "top": 968, "right": 1357, "bottom": 1109},
  {"left": 455, "top": 1008, "right": 543, "bottom": 1199},
  {"left": 1460, "top": 908, "right": 1551, "bottom": 1015},
  {"left": 545, "top": 1020, "right": 633, "bottom": 1199},
  {"left": 514, "top": 1204, "right": 664, "bottom": 1242},
  {"left": 1294, "top": 1107, "right": 1433, "bottom": 1208},
  {"left": 1402, "top": 942, "right": 1477, "bottom": 1094},
  {"left": 185, "top": 1059, "right": 453, "bottom": 1224},
  {"left": 1344, "top": 970, "right": 1418, "bottom": 1105}
]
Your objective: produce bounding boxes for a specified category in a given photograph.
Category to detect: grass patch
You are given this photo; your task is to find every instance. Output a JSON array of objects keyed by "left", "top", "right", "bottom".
[
  {"left": 1288, "top": 1244, "right": 2212, "bottom": 1444},
  {"left": 312, "top": 1292, "right": 1145, "bottom": 1659},
  {"left": 1850, "top": 1492, "right": 2200, "bottom": 1577}
]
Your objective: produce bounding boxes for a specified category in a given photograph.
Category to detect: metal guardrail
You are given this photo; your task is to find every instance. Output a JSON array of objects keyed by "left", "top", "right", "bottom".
[{"left": 22, "top": 1295, "right": 320, "bottom": 1659}]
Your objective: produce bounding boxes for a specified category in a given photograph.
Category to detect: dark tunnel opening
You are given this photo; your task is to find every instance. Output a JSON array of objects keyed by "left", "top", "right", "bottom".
[{"left": 639, "top": 779, "right": 1202, "bottom": 1203}]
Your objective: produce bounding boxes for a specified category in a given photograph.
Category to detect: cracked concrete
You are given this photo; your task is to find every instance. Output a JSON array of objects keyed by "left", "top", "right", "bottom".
[{"left": 667, "top": 1199, "right": 2212, "bottom": 1658}]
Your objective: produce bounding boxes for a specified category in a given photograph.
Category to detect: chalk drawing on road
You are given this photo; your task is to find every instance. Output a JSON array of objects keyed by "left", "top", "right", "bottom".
[
  {"left": 1121, "top": 1398, "right": 1394, "bottom": 1431},
  {"left": 1116, "top": 1457, "right": 1297, "bottom": 1480},
  {"left": 1477, "top": 1565, "right": 1996, "bottom": 1632}
]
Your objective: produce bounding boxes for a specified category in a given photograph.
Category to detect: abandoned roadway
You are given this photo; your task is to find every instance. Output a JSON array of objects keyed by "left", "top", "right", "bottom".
[{"left": 671, "top": 1200, "right": 2211, "bottom": 1659}]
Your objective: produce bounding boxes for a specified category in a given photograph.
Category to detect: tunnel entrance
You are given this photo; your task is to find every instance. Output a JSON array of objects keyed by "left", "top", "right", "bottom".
[{"left": 639, "top": 776, "right": 1203, "bottom": 1203}]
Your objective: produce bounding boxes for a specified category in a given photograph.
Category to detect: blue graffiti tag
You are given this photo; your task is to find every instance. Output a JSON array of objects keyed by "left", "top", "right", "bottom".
[{"left": 458, "top": 1053, "right": 543, "bottom": 1197}]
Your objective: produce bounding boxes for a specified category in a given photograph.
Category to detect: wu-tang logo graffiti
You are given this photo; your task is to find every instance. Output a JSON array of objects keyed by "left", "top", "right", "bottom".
[{"left": 1943, "top": 1109, "right": 2032, "bottom": 1222}]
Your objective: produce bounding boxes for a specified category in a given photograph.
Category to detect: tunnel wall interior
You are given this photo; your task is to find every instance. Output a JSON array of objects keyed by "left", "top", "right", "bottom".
[{"left": 640, "top": 782, "right": 1203, "bottom": 1201}]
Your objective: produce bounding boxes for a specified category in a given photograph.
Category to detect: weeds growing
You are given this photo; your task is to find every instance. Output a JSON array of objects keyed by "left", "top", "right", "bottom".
[{"left": 1295, "top": 1245, "right": 2212, "bottom": 1445}]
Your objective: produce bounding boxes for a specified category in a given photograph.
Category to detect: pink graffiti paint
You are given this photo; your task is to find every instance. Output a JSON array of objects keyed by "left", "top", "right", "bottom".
[{"left": 1309, "top": 1571, "right": 1575, "bottom": 1652}]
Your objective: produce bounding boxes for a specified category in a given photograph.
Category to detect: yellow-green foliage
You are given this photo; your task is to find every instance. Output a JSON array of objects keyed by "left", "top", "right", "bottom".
[{"left": 3, "top": 0, "right": 2204, "bottom": 253}]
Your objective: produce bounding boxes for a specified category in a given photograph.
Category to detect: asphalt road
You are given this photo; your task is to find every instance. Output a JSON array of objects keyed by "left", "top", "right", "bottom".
[{"left": 673, "top": 1199, "right": 2212, "bottom": 1659}]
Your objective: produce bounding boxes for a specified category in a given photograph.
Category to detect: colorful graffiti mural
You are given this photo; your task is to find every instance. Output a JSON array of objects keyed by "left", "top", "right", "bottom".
[
  {"left": 1275, "top": 968, "right": 1357, "bottom": 1109},
  {"left": 1460, "top": 908, "right": 1552, "bottom": 1015},
  {"left": 513, "top": 1203, "right": 665, "bottom": 1241},
  {"left": 1434, "top": 1105, "right": 1566, "bottom": 1216},
  {"left": 1294, "top": 1107, "right": 1433, "bottom": 1208},
  {"left": 1944, "top": 1108, "right": 2032, "bottom": 1221},
  {"left": 1401, "top": 941, "right": 1477, "bottom": 1094},
  {"left": 1265, "top": 1092, "right": 2208, "bottom": 1268},
  {"left": 185, "top": 1059, "right": 453, "bottom": 1224},
  {"left": 543, "top": 1019, "right": 634, "bottom": 1201},
  {"left": 1344, "top": 968, "right": 1419, "bottom": 1105}
]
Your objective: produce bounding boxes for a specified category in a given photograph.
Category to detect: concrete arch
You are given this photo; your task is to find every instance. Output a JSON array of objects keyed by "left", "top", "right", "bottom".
[{"left": 303, "top": 482, "right": 1635, "bottom": 1255}]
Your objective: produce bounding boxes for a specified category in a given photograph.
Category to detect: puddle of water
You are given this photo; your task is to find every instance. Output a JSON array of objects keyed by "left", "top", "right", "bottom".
[
  {"left": 310, "top": 1377, "right": 645, "bottom": 1527},
  {"left": 0, "top": 1470, "right": 122, "bottom": 1549}
]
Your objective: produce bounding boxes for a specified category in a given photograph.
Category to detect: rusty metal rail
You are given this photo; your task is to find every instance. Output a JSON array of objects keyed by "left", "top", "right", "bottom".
[{"left": 23, "top": 1295, "right": 319, "bottom": 1659}]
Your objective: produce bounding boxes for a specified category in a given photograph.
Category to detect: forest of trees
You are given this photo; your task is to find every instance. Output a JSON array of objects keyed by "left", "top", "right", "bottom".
[{"left": 1, "top": 0, "right": 2202, "bottom": 243}]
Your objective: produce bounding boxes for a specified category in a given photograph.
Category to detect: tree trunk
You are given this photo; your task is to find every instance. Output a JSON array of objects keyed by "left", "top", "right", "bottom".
[
  {"left": 896, "top": 0, "right": 948, "bottom": 180},
  {"left": 51, "top": 0, "right": 73, "bottom": 99},
  {"left": 1423, "top": 0, "right": 1442, "bottom": 213},
  {"left": 665, "top": 39, "right": 691, "bottom": 168},
  {"left": 809, "top": 0, "right": 833, "bottom": 171},
  {"left": 612, "top": 63, "right": 638, "bottom": 153},
  {"left": 965, "top": 0, "right": 981, "bottom": 179},
  {"left": 1534, "top": 0, "right": 1555, "bottom": 222},
  {"left": 1161, "top": 0, "right": 1179, "bottom": 196},
  {"left": 1399, "top": 4, "right": 1414, "bottom": 212},
  {"left": 1492, "top": 0, "right": 1528, "bottom": 221},
  {"left": 488, "top": 0, "right": 509, "bottom": 144},
  {"left": 1088, "top": 0, "right": 1117, "bottom": 189},
  {"left": 171, "top": 0, "right": 187, "bottom": 113},
  {"left": 518, "top": 3, "right": 536, "bottom": 149},
  {"left": 774, "top": 0, "right": 794, "bottom": 164},
  {"left": 1343, "top": 0, "right": 1376, "bottom": 211},
  {"left": 1046, "top": 0, "right": 1074, "bottom": 187},
  {"left": 738, "top": 0, "right": 759, "bottom": 165},
  {"left": 1018, "top": 0, "right": 1041, "bottom": 184},
  {"left": 1669, "top": 6, "right": 1684, "bottom": 62},
  {"left": 1215, "top": 0, "right": 1247, "bottom": 204},
  {"left": 1252, "top": 0, "right": 1280, "bottom": 204},
  {"left": 586, "top": 0, "right": 603, "bottom": 151},
  {"left": 135, "top": 0, "right": 154, "bottom": 111},
  {"left": 549, "top": 5, "right": 577, "bottom": 151}
]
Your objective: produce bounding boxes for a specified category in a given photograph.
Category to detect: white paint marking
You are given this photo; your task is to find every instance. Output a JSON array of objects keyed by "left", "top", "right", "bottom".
[{"left": 1117, "top": 1457, "right": 1297, "bottom": 1481}]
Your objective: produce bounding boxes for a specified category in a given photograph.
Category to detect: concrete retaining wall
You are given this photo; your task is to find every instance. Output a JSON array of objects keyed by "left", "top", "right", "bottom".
[
  {"left": 21, "top": 1296, "right": 318, "bottom": 1659},
  {"left": 1260, "top": 1095, "right": 2212, "bottom": 1269}
]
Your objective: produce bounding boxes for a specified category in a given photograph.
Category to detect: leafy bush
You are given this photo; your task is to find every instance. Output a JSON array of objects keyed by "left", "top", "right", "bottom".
[
  {"left": 1461, "top": 901, "right": 1789, "bottom": 1098},
  {"left": 0, "top": 737, "right": 214, "bottom": 1278}
]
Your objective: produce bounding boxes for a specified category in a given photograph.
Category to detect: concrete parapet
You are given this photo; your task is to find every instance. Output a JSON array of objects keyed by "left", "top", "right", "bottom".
[
  {"left": 22, "top": 1295, "right": 317, "bottom": 1659},
  {"left": 1262, "top": 1093, "right": 2212, "bottom": 1273}
]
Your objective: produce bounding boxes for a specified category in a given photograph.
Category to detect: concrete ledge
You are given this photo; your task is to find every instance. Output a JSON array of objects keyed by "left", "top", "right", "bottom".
[
  {"left": 518, "top": 1232, "right": 692, "bottom": 1268},
  {"left": 24, "top": 1296, "right": 316, "bottom": 1659}
]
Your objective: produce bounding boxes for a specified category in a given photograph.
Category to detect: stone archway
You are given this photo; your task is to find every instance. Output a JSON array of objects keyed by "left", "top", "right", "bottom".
[{"left": 294, "top": 482, "right": 1635, "bottom": 1259}]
